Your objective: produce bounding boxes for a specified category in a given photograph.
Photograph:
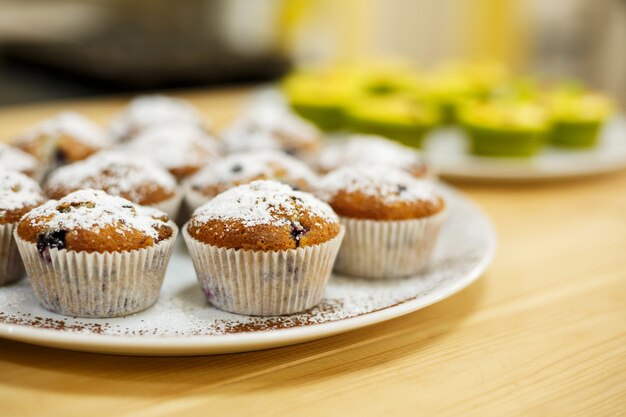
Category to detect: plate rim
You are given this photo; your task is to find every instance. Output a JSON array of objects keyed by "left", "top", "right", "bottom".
[
  {"left": 0, "top": 186, "right": 496, "bottom": 355},
  {"left": 426, "top": 117, "right": 626, "bottom": 182}
]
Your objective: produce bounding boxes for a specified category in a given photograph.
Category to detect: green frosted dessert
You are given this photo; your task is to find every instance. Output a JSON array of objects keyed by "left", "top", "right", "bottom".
[
  {"left": 282, "top": 67, "right": 368, "bottom": 131},
  {"left": 547, "top": 92, "right": 613, "bottom": 149},
  {"left": 344, "top": 95, "right": 441, "bottom": 148},
  {"left": 459, "top": 101, "right": 549, "bottom": 157}
]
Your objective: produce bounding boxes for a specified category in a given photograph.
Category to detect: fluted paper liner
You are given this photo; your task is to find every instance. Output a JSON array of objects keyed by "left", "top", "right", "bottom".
[
  {"left": 0, "top": 223, "right": 25, "bottom": 286},
  {"left": 14, "top": 223, "right": 178, "bottom": 318},
  {"left": 151, "top": 186, "right": 184, "bottom": 219},
  {"left": 183, "top": 224, "right": 345, "bottom": 316},
  {"left": 335, "top": 210, "right": 446, "bottom": 279},
  {"left": 183, "top": 182, "right": 211, "bottom": 214}
]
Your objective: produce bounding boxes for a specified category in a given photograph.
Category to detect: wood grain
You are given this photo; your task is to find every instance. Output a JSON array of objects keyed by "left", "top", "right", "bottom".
[{"left": 0, "top": 88, "right": 625, "bottom": 417}]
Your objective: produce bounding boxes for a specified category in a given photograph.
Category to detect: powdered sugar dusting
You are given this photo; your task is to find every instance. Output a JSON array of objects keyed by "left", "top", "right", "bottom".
[
  {"left": 222, "top": 107, "right": 320, "bottom": 153},
  {"left": 318, "top": 134, "right": 425, "bottom": 173},
  {"left": 109, "top": 95, "right": 206, "bottom": 140},
  {"left": 0, "top": 144, "right": 39, "bottom": 174},
  {"left": 192, "top": 180, "right": 338, "bottom": 228},
  {"left": 0, "top": 170, "right": 43, "bottom": 215},
  {"left": 188, "top": 150, "right": 317, "bottom": 193},
  {"left": 45, "top": 151, "right": 177, "bottom": 202},
  {"left": 0, "top": 184, "right": 495, "bottom": 345},
  {"left": 124, "top": 124, "right": 221, "bottom": 170},
  {"left": 318, "top": 165, "right": 438, "bottom": 204},
  {"left": 23, "top": 189, "right": 169, "bottom": 239},
  {"left": 16, "top": 111, "right": 111, "bottom": 148}
]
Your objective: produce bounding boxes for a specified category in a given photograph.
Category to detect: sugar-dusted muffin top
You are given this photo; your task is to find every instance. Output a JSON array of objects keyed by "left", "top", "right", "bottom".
[
  {"left": 188, "top": 150, "right": 318, "bottom": 198},
  {"left": 15, "top": 112, "right": 112, "bottom": 164},
  {"left": 188, "top": 180, "right": 340, "bottom": 251},
  {"left": 222, "top": 107, "right": 321, "bottom": 157},
  {"left": 0, "top": 171, "right": 45, "bottom": 225},
  {"left": 0, "top": 143, "right": 40, "bottom": 178},
  {"left": 44, "top": 151, "right": 178, "bottom": 205},
  {"left": 317, "top": 135, "right": 428, "bottom": 177},
  {"left": 124, "top": 124, "right": 222, "bottom": 179},
  {"left": 317, "top": 165, "right": 444, "bottom": 220},
  {"left": 109, "top": 95, "right": 206, "bottom": 141},
  {"left": 17, "top": 189, "right": 173, "bottom": 254}
]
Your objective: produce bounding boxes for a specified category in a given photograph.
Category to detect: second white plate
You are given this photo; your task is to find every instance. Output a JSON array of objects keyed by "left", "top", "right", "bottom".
[{"left": 425, "top": 118, "right": 626, "bottom": 182}]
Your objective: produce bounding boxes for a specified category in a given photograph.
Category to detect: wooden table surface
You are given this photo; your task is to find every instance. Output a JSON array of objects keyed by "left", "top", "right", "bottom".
[{"left": 0, "top": 88, "right": 625, "bottom": 417}]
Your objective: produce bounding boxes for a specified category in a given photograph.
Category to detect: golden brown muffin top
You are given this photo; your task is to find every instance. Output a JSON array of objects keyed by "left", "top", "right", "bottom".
[
  {"left": 14, "top": 112, "right": 112, "bottom": 163},
  {"left": 0, "top": 144, "right": 40, "bottom": 178},
  {"left": 17, "top": 189, "right": 173, "bottom": 254},
  {"left": 0, "top": 171, "right": 45, "bottom": 225},
  {"left": 187, "top": 180, "right": 340, "bottom": 251},
  {"left": 45, "top": 151, "right": 177, "bottom": 205},
  {"left": 123, "top": 123, "right": 222, "bottom": 180},
  {"left": 222, "top": 107, "right": 321, "bottom": 157},
  {"left": 109, "top": 95, "right": 207, "bottom": 141},
  {"left": 317, "top": 134, "right": 428, "bottom": 177},
  {"left": 317, "top": 166, "right": 444, "bottom": 220},
  {"left": 188, "top": 150, "right": 317, "bottom": 198}
]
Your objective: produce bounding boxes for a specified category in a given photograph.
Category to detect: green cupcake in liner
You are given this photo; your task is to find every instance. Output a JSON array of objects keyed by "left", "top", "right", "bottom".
[
  {"left": 417, "top": 72, "right": 481, "bottom": 124},
  {"left": 459, "top": 101, "right": 549, "bottom": 157},
  {"left": 282, "top": 68, "right": 364, "bottom": 131},
  {"left": 344, "top": 95, "right": 441, "bottom": 149},
  {"left": 547, "top": 91, "right": 613, "bottom": 149}
]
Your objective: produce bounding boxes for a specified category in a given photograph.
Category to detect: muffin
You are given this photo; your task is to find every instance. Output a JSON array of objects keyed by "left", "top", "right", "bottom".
[
  {"left": 317, "top": 134, "right": 430, "bottom": 178},
  {"left": 109, "top": 95, "right": 207, "bottom": 141},
  {"left": 282, "top": 67, "right": 363, "bottom": 130},
  {"left": 123, "top": 123, "right": 222, "bottom": 180},
  {"left": 44, "top": 151, "right": 183, "bottom": 218},
  {"left": 417, "top": 71, "right": 479, "bottom": 124},
  {"left": 185, "top": 150, "right": 318, "bottom": 212},
  {"left": 546, "top": 91, "right": 613, "bottom": 148},
  {"left": 0, "top": 143, "right": 42, "bottom": 180},
  {"left": 344, "top": 95, "right": 440, "bottom": 148},
  {"left": 459, "top": 101, "right": 549, "bottom": 157},
  {"left": 0, "top": 171, "right": 45, "bottom": 286},
  {"left": 317, "top": 165, "right": 445, "bottom": 279},
  {"left": 222, "top": 107, "right": 322, "bottom": 161},
  {"left": 14, "top": 111, "right": 111, "bottom": 167},
  {"left": 183, "top": 180, "right": 344, "bottom": 316},
  {"left": 15, "top": 189, "right": 178, "bottom": 317}
]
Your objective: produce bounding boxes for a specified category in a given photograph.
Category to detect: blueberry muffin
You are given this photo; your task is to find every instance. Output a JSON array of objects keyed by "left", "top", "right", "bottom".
[
  {"left": 0, "top": 143, "right": 41, "bottom": 180},
  {"left": 44, "top": 151, "right": 182, "bottom": 218},
  {"left": 222, "top": 107, "right": 322, "bottom": 161},
  {"left": 14, "top": 111, "right": 112, "bottom": 167},
  {"left": 109, "top": 95, "right": 207, "bottom": 141},
  {"left": 15, "top": 189, "right": 178, "bottom": 317},
  {"left": 0, "top": 171, "right": 45, "bottom": 285},
  {"left": 317, "top": 165, "right": 445, "bottom": 278},
  {"left": 185, "top": 150, "right": 318, "bottom": 211},
  {"left": 317, "top": 135, "right": 430, "bottom": 178},
  {"left": 123, "top": 123, "right": 222, "bottom": 180},
  {"left": 183, "top": 180, "right": 344, "bottom": 316}
]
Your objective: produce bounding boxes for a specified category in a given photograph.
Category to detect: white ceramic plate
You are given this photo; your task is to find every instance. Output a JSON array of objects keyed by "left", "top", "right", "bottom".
[
  {"left": 425, "top": 118, "right": 626, "bottom": 182},
  {"left": 0, "top": 184, "right": 495, "bottom": 356}
]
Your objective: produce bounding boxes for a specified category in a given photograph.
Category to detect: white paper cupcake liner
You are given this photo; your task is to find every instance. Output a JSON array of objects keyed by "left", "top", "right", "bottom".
[
  {"left": 0, "top": 223, "right": 25, "bottom": 286},
  {"left": 183, "top": 224, "right": 345, "bottom": 316},
  {"left": 150, "top": 187, "right": 184, "bottom": 220},
  {"left": 14, "top": 223, "right": 178, "bottom": 318},
  {"left": 334, "top": 209, "right": 447, "bottom": 279},
  {"left": 183, "top": 182, "right": 211, "bottom": 214}
]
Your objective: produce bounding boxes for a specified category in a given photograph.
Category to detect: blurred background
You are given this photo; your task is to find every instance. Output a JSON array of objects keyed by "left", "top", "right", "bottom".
[{"left": 0, "top": 0, "right": 624, "bottom": 106}]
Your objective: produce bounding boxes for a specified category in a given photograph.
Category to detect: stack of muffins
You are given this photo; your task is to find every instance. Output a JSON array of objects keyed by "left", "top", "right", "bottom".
[{"left": 0, "top": 94, "right": 447, "bottom": 318}]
